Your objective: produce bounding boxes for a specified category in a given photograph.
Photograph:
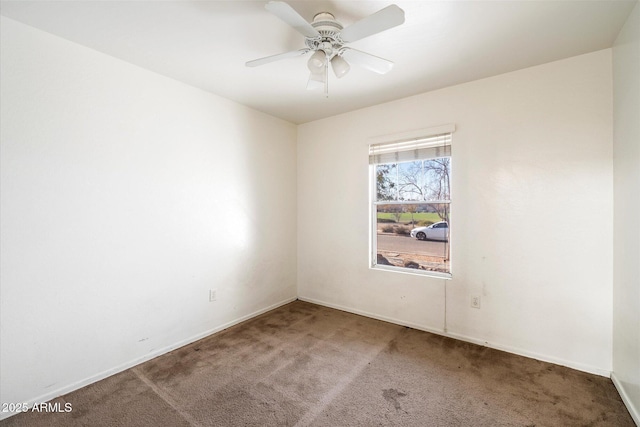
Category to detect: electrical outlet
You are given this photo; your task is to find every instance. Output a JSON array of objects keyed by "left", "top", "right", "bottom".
[
  {"left": 209, "top": 289, "right": 217, "bottom": 302},
  {"left": 471, "top": 295, "right": 481, "bottom": 309}
]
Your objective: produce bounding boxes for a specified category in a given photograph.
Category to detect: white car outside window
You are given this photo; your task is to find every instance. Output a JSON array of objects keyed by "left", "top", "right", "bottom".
[{"left": 410, "top": 221, "right": 449, "bottom": 241}]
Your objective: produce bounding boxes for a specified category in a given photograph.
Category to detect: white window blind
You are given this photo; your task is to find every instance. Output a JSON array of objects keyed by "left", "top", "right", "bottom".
[{"left": 369, "top": 133, "right": 452, "bottom": 165}]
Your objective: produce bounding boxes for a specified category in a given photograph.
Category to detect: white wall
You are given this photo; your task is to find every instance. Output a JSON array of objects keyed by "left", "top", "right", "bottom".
[
  {"left": 612, "top": 2, "right": 640, "bottom": 424},
  {"left": 298, "top": 49, "right": 614, "bottom": 375},
  {"left": 0, "top": 17, "right": 297, "bottom": 417}
]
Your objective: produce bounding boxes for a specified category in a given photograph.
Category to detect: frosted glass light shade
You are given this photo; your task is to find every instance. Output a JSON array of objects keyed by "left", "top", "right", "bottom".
[
  {"left": 307, "top": 50, "right": 326, "bottom": 73},
  {"left": 331, "top": 55, "right": 350, "bottom": 78},
  {"left": 307, "top": 71, "right": 325, "bottom": 90}
]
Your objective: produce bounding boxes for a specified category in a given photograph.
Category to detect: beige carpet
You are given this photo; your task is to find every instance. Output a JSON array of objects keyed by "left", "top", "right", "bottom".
[{"left": 1, "top": 300, "right": 634, "bottom": 426}]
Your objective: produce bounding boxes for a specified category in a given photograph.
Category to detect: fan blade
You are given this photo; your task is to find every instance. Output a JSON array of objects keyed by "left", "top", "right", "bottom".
[
  {"left": 341, "top": 48, "right": 394, "bottom": 74},
  {"left": 340, "top": 5, "right": 405, "bottom": 43},
  {"left": 265, "top": 1, "right": 320, "bottom": 38},
  {"left": 246, "top": 49, "right": 310, "bottom": 67}
]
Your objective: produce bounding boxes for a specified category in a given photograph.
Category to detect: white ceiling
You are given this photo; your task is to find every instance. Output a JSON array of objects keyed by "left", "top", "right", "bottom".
[{"left": 1, "top": 0, "right": 636, "bottom": 124}]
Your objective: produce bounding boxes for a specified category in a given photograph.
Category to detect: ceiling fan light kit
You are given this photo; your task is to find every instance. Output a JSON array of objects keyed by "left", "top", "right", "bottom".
[
  {"left": 307, "top": 50, "right": 326, "bottom": 74},
  {"left": 246, "top": 1, "right": 405, "bottom": 96},
  {"left": 331, "top": 55, "right": 350, "bottom": 79},
  {"left": 307, "top": 70, "right": 326, "bottom": 91}
]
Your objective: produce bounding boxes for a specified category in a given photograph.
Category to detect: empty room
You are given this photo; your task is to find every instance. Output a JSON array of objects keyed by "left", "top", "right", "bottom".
[{"left": 1, "top": 0, "right": 638, "bottom": 426}]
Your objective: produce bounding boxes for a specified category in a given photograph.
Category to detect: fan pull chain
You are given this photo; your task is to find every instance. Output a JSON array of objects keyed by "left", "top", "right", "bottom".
[{"left": 324, "top": 60, "right": 329, "bottom": 98}]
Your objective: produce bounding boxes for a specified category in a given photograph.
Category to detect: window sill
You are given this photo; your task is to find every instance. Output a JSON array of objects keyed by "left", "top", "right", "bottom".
[{"left": 371, "top": 263, "right": 452, "bottom": 280}]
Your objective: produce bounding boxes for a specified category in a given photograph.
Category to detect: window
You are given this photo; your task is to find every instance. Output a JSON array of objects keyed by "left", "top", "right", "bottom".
[{"left": 369, "top": 126, "right": 453, "bottom": 277}]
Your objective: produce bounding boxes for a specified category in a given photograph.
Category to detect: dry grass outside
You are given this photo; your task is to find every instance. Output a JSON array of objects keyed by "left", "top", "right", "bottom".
[{"left": 377, "top": 250, "right": 449, "bottom": 273}]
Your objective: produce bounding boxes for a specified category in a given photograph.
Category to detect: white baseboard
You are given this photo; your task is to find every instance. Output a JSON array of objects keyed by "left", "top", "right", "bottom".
[
  {"left": 298, "top": 296, "right": 612, "bottom": 378},
  {"left": 299, "top": 296, "right": 449, "bottom": 337},
  {"left": 0, "top": 296, "right": 297, "bottom": 422},
  {"left": 611, "top": 372, "right": 640, "bottom": 426}
]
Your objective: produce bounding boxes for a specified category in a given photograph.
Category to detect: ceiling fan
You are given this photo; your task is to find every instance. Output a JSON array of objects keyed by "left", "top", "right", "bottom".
[{"left": 246, "top": 1, "right": 405, "bottom": 95}]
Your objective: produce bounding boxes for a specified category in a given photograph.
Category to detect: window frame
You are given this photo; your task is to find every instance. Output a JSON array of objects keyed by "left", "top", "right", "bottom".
[{"left": 368, "top": 125, "right": 454, "bottom": 279}]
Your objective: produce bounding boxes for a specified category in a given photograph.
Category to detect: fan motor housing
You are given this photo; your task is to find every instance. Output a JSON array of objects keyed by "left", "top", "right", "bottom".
[
  {"left": 312, "top": 12, "right": 343, "bottom": 31},
  {"left": 306, "top": 12, "right": 344, "bottom": 55}
]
